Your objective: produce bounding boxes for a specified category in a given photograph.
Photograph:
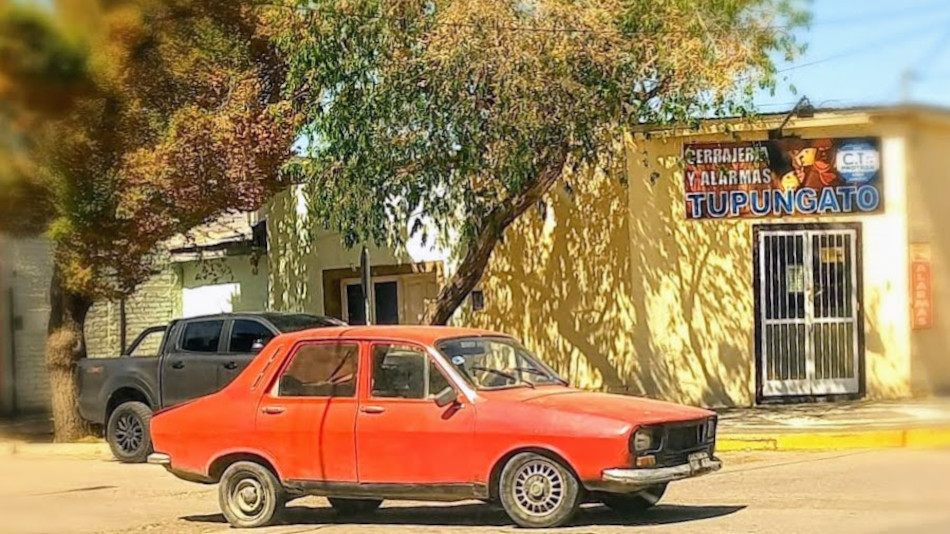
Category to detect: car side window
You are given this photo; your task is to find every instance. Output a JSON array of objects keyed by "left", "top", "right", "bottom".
[
  {"left": 371, "top": 344, "right": 452, "bottom": 399},
  {"left": 278, "top": 342, "right": 359, "bottom": 397},
  {"left": 180, "top": 320, "right": 224, "bottom": 353},
  {"left": 229, "top": 320, "right": 274, "bottom": 352}
]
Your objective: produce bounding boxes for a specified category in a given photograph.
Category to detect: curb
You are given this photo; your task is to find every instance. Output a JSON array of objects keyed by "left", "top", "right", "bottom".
[
  {"left": 718, "top": 426, "right": 950, "bottom": 451},
  {"left": 0, "top": 440, "right": 112, "bottom": 459}
]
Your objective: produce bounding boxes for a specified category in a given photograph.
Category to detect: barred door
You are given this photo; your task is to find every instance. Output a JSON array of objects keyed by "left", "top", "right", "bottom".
[{"left": 757, "top": 227, "right": 861, "bottom": 398}]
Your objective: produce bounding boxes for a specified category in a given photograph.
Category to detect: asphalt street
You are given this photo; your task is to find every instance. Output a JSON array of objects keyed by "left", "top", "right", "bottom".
[{"left": 1, "top": 449, "right": 949, "bottom": 534}]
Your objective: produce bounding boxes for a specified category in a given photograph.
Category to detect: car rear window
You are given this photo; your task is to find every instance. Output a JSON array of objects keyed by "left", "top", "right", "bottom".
[{"left": 265, "top": 314, "right": 346, "bottom": 332}]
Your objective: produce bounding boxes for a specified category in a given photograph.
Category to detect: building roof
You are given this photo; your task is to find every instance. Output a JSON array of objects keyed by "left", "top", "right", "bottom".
[
  {"left": 165, "top": 211, "right": 258, "bottom": 260},
  {"left": 633, "top": 103, "right": 950, "bottom": 138}
]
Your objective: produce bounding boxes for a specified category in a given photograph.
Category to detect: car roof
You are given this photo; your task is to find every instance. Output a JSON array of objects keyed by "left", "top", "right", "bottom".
[
  {"left": 277, "top": 325, "right": 505, "bottom": 345},
  {"left": 171, "top": 312, "right": 332, "bottom": 322}
]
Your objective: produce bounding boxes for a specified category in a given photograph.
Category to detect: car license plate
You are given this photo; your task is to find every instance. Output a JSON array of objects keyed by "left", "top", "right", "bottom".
[{"left": 688, "top": 451, "right": 710, "bottom": 471}]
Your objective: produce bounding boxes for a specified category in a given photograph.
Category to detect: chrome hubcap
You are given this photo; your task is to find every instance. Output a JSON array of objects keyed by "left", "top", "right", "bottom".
[
  {"left": 230, "top": 477, "right": 266, "bottom": 518},
  {"left": 513, "top": 460, "right": 564, "bottom": 516},
  {"left": 114, "top": 414, "right": 143, "bottom": 453}
]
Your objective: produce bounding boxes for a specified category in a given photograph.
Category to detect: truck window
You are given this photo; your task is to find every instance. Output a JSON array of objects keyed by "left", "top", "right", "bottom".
[
  {"left": 181, "top": 320, "right": 224, "bottom": 353},
  {"left": 277, "top": 343, "right": 358, "bottom": 397},
  {"left": 129, "top": 329, "right": 165, "bottom": 357},
  {"left": 229, "top": 320, "right": 274, "bottom": 352}
]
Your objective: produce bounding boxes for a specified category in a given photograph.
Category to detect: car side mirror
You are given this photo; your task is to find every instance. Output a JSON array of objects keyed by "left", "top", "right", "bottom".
[
  {"left": 251, "top": 340, "right": 265, "bottom": 353},
  {"left": 433, "top": 386, "right": 458, "bottom": 408}
]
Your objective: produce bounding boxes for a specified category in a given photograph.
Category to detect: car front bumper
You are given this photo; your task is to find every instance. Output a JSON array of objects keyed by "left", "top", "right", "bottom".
[{"left": 598, "top": 455, "right": 722, "bottom": 490}]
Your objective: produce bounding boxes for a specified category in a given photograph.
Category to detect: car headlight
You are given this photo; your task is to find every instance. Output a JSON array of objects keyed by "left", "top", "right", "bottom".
[{"left": 632, "top": 428, "right": 657, "bottom": 453}]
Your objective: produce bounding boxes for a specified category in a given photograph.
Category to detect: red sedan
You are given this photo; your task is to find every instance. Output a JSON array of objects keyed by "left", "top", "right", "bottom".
[{"left": 148, "top": 326, "right": 721, "bottom": 528}]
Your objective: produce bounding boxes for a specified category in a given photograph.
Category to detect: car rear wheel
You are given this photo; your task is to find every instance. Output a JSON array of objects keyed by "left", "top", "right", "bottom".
[
  {"left": 219, "top": 461, "right": 286, "bottom": 528},
  {"left": 105, "top": 401, "right": 153, "bottom": 463},
  {"left": 499, "top": 452, "right": 582, "bottom": 528},
  {"left": 328, "top": 498, "right": 383, "bottom": 516},
  {"left": 600, "top": 483, "right": 668, "bottom": 513}
]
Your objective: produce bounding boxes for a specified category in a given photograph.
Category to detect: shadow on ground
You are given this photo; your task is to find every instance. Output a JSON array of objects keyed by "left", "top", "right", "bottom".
[{"left": 183, "top": 502, "right": 745, "bottom": 528}]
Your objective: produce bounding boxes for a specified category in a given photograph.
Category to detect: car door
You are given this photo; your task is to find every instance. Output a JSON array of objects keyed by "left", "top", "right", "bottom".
[
  {"left": 255, "top": 340, "right": 361, "bottom": 482},
  {"left": 219, "top": 319, "right": 277, "bottom": 389},
  {"left": 161, "top": 319, "right": 227, "bottom": 407},
  {"left": 355, "top": 342, "right": 475, "bottom": 484}
]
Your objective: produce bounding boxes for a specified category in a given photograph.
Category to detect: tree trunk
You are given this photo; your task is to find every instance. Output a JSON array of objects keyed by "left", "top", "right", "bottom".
[
  {"left": 46, "top": 262, "right": 94, "bottom": 442},
  {"left": 423, "top": 151, "right": 568, "bottom": 325}
]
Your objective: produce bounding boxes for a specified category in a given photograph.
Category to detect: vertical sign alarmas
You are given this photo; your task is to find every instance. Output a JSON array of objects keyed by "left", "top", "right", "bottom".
[
  {"left": 682, "top": 138, "right": 883, "bottom": 219},
  {"left": 910, "top": 244, "right": 933, "bottom": 330}
]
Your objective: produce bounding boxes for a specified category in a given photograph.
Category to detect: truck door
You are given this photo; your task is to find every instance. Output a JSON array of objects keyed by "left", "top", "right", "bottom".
[
  {"left": 161, "top": 319, "right": 227, "bottom": 406},
  {"left": 219, "top": 319, "right": 277, "bottom": 389}
]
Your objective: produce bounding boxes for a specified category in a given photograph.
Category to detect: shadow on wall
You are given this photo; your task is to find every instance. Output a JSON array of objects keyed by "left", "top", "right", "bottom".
[
  {"left": 267, "top": 186, "right": 316, "bottom": 313},
  {"left": 467, "top": 138, "right": 756, "bottom": 407}
]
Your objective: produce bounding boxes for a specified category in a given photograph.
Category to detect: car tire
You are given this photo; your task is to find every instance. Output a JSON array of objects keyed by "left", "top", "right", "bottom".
[
  {"left": 499, "top": 452, "right": 582, "bottom": 528},
  {"left": 328, "top": 497, "right": 383, "bottom": 516},
  {"left": 600, "top": 483, "right": 668, "bottom": 513},
  {"left": 105, "top": 401, "right": 153, "bottom": 464},
  {"left": 219, "top": 461, "right": 286, "bottom": 528}
]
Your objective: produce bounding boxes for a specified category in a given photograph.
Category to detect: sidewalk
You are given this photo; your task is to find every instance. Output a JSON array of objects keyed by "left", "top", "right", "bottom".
[{"left": 716, "top": 398, "right": 950, "bottom": 451}]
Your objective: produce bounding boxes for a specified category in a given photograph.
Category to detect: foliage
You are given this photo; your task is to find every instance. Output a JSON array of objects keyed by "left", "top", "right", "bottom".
[
  {"left": 275, "top": 0, "right": 809, "bottom": 322},
  {"left": 0, "top": 0, "right": 296, "bottom": 298}
]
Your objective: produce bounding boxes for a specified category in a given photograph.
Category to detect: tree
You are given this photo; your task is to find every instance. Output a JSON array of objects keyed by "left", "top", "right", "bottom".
[
  {"left": 0, "top": 0, "right": 296, "bottom": 440},
  {"left": 276, "top": 0, "right": 808, "bottom": 324}
]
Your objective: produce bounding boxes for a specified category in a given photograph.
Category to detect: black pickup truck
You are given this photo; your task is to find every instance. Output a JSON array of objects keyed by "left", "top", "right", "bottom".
[{"left": 78, "top": 312, "right": 344, "bottom": 463}]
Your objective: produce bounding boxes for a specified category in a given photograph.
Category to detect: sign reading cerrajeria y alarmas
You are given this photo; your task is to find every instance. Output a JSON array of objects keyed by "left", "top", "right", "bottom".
[{"left": 682, "top": 137, "right": 883, "bottom": 219}]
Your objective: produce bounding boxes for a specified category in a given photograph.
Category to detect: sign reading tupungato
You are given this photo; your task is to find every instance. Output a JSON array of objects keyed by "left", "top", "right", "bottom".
[{"left": 682, "top": 138, "right": 883, "bottom": 219}]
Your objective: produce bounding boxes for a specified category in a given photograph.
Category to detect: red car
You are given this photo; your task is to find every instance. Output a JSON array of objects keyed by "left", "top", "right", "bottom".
[{"left": 148, "top": 326, "right": 721, "bottom": 528}]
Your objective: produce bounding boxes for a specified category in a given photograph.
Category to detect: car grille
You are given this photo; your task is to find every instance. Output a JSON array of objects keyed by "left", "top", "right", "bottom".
[{"left": 651, "top": 419, "right": 715, "bottom": 468}]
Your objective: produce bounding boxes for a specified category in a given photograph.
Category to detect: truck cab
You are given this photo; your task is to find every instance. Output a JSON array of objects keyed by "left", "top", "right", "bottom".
[{"left": 78, "top": 313, "right": 344, "bottom": 463}]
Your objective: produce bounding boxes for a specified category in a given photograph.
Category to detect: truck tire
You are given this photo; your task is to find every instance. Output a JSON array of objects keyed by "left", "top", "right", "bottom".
[
  {"left": 219, "top": 461, "right": 286, "bottom": 528},
  {"left": 498, "top": 452, "right": 582, "bottom": 528},
  {"left": 106, "top": 401, "right": 153, "bottom": 463}
]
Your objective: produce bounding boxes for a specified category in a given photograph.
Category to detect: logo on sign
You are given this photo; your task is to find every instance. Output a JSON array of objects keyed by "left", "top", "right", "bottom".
[{"left": 835, "top": 142, "right": 880, "bottom": 184}]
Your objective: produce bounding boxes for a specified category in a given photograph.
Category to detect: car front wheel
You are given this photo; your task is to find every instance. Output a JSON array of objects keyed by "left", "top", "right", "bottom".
[
  {"left": 328, "top": 498, "right": 383, "bottom": 516},
  {"left": 105, "top": 401, "right": 153, "bottom": 463},
  {"left": 499, "top": 452, "right": 582, "bottom": 528},
  {"left": 219, "top": 461, "right": 286, "bottom": 528},
  {"left": 600, "top": 483, "right": 668, "bottom": 513}
]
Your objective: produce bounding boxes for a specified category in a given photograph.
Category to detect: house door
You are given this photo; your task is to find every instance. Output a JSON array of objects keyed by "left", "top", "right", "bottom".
[{"left": 756, "top": 226, "right": 863, "bottom": 399}]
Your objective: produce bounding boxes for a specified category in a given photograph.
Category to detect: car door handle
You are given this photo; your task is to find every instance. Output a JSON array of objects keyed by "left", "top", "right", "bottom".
[
  {"left": 170, "top": 361, "right": 185, "bottom": 370},
  {"left": 360, "top": 406, "right": 385, "bottom": 414},
  {"left": 223, "top": 361, "right": 238, "bottom": 370},
  {"left": 261, "top": 406, "right": 285, "bottom": 415}
]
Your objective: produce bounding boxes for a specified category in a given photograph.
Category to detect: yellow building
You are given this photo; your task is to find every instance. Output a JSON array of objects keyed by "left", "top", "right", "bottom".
[{"left": 466, "top": 105, "right": 950, "bottom": 407}]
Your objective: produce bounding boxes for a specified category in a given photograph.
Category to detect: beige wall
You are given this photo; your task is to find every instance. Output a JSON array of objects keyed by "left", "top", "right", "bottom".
[
  {"left": 264, "top": 185, "right": 444, "bottom": 318},
  {"left": 180, "top": 256, "right": 268, "bottom": 316},
  {"left": 468, "top": 112, "right": 919, "bottom": 407},
  {"left": 906, "top": 116, "right": 950, "bottom": 395}
]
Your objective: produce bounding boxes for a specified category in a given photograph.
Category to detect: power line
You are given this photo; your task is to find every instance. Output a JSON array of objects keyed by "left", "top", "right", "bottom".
[{"left": 777, "top": 17, "right": 950, "bottom": 74}]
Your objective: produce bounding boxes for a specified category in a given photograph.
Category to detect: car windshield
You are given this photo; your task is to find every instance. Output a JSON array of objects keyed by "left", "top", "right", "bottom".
[
  {"left": 264, "top": 314, "right": 346, "bottom": 332},
  {"left": 437, "top": 337, "right": 565, "bottom": 390}
]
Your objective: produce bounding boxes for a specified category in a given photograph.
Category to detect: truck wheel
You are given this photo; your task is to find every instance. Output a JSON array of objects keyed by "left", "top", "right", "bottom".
[
  {"left": 600, "top": 483, "right": 668, "bottom": 513},
  {"left": 219, "top": 461, "right": 286, "bottom": 528},
  {"left": 499, "top": 452, "right": 582, "bottom": 528},
  {"left": 106, "top": 401, "right": 153, "bottom": 463},
  {"left": 328, "top": 498, "right": 383, "bottom": 516}
]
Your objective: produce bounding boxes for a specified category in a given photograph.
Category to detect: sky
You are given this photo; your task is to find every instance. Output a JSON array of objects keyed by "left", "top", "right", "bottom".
[{"left": 755, "top": 0, "right": 950, "bottom": 112}]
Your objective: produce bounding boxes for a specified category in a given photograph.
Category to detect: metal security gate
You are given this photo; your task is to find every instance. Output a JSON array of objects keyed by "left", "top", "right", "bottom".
[{"left": 756, "top": 225, "right": 863, "bottom": 399}]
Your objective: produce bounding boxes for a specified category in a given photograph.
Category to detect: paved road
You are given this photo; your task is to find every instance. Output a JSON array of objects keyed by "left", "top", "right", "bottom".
[{"left": 1, "top": 450, "right": 949, "bottom": 534}]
